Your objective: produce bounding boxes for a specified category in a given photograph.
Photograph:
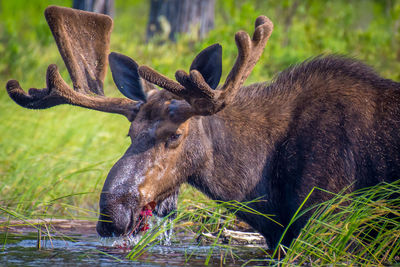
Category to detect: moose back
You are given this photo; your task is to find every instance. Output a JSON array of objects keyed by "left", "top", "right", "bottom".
[{"left": 6, "top": 6, "right": 400, "bottom": 248}]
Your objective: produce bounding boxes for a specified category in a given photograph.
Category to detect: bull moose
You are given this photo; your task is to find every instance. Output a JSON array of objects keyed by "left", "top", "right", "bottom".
[{"left": 6, "top": 6, "right": 400, "bottom": 248}]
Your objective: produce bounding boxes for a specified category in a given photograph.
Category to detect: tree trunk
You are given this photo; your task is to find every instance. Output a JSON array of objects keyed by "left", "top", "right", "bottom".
[
  {"left": 146, "top": 0, "right": 215, "bottom": 42},
  {"left": 72, "top": 0, "right": 114, "bottom": 17}
]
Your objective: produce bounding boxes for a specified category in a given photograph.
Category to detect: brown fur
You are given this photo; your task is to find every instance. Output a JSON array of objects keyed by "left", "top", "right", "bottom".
[
  {"left": 97, "top": 54, "right": 400, "bottom": 247},
  {"left": 100, "top": 55, "right": 400, "bottom": 247},
  {"left": 45, "top": 5, "right": 112, "bottom": 95}
]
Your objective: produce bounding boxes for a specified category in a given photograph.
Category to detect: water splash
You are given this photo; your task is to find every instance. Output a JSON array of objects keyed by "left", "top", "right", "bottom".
[
  {"left": 99, "top": 205, "right": 156, "bottom": 248},
  {"left": 99, "top": 234, "right": 142, "bottom": 248},
  {"left": 156, "top": 217, "right": 174, "bottom": 246},
  {"left": 147, "top": 216, "right": 154, "bottom": 230},
  {"left": 99, "top": 215, "right": 174, "bottom": 248}
]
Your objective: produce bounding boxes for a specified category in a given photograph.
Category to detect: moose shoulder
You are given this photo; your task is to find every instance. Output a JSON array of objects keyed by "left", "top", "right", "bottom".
[{"left": 6, "top": 6, "right": 400, "bottom": 248}]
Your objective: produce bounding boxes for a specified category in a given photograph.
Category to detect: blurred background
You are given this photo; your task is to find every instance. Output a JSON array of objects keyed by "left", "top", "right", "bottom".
[{"left": 1, "top": 0, "right": 400, "bottom": 219}]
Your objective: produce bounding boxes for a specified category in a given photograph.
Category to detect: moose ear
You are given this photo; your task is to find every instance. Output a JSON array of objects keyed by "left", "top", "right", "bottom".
[
  {"left": 109, "top": 52, "right": 147, "bottom": 102},
  {"left": 190, "top": 43, "right": 222, "bottom": 89}
]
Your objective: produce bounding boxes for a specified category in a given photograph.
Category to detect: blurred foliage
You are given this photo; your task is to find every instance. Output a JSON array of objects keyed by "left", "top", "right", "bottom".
[
  {"left": 2, "top": 0, "right": 400, "bottom": 86},
  {"left": 1, "top": 0, "right": 400, "bottom": 215}
]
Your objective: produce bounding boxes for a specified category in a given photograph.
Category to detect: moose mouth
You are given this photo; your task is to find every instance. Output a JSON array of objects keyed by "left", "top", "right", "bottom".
[
  {"left": 98, "top": 201, "right": 157, "bottom": 248},
  {"left": 129, "top": 202, "right": 157, "bottom": 236}
]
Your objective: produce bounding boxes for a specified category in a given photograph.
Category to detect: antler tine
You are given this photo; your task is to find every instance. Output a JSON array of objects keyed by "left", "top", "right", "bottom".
[
  {"left": 138, "top": 16, "right": 273, "bottom": 117},
  {"left": 138, "top": 66, "right": 187, "bottom": 97},
  {"left": 7, "top": 64, "right": 140, "bottom": 121},
  {"left": 221, "top": 16, "right": 273, "bottom": 97},
  {"left": 174, "top": 16, "right": 273, "bottom": 115},
  {"left": 175, "top": 69, "right": 224, "bottom": 115}
]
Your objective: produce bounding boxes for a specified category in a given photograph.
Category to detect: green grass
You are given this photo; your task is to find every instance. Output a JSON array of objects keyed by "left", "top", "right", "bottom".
[
  {"left": 280, "top": 181, "right": 400, "bottom": 266},
  {"left": 125, "top": 195, "right": 270, "bottom": 265},
  {"left": 122, "top": 182, "right": 400, "bottom": 266},
  {"left": 1, "top": 0, "right": 400, "bottom": 265}
]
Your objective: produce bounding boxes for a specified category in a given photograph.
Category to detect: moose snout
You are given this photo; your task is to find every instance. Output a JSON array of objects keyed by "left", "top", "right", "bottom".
[
  {"left": 96, "top": 204, "right": 134, "bottom": 237},
  {"left": 96, "top": 152, "right": 147, "bottom": 237}
]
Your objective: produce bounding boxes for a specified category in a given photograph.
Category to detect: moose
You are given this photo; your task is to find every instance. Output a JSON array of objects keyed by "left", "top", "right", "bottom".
[{"left": 6, "top": 6, "right": 400, "bottom": 248}]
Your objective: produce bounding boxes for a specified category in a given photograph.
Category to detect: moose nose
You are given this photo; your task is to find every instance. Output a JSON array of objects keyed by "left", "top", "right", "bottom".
[
  {"left": 96, "top": 219, "right": 115, "bottom": 237},
  {"left": 96, "top": 205, "right": 133, "bottom": 237}
]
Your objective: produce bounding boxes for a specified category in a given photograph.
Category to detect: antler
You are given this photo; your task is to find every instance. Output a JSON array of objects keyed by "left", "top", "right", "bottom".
[
  {"left": 6, "top": 65, "right": 140, "bottom": 121},
  {"left": 138, "top": 16, "right": 273, "bottom": 116},
  {"left": 6, "top": 6, "right": 140, "bottom": 121}
]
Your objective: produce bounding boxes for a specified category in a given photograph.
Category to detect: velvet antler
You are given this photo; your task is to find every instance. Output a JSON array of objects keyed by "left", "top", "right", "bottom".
[
  {"left": 138, "top": 16, "right": 273, "bottom": 116},
  {"left": 6, "top": 6, "right": 140, "bottom": 121}
]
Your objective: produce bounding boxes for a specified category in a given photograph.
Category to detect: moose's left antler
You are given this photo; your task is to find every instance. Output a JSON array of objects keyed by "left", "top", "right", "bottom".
[
  {"left": 138, "top": 16, "right": 273, "bottom": 116},
  {"left": 6, "top": 6, "right": 141, "bottom": 121}
]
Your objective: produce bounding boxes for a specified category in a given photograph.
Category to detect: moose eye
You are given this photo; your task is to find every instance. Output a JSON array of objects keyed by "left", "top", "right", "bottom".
[
  {"left": 166, "top": 133, "right": 182, "bottom": 148},
  {"left": 169, "top": 133, "right": 181, "bottom": 142}
]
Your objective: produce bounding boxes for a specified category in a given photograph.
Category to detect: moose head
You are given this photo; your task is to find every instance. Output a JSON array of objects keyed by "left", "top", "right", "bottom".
[{"left": 6, "top": 6, "right": 273, "bottom": 239}]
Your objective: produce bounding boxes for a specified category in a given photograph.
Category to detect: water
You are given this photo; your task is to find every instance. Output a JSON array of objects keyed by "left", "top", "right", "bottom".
[
  {"left": 157, "top": 217, "right": 174, "bottom": 246},
  {"left": 0, "top": 220, "right": 269, "bottom": 266}
]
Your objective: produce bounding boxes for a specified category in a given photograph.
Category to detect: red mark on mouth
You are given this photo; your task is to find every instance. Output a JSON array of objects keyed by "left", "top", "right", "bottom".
[{"left": 131, "top": 201, "right": 156, "bottom": 234}]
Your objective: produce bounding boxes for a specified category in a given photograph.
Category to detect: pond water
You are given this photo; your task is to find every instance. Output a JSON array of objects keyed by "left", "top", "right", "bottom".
[{"left": 0, "top": 220, "right": 270, "bottom": 266}]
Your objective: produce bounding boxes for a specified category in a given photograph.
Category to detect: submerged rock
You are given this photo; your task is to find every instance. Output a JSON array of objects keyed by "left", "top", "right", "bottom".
[{"left": 197, "top": 229, "right": 267, "bottom": 246}]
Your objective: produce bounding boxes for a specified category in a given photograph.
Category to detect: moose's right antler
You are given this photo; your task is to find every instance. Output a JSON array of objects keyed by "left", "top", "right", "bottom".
[
  {"left": 138, "top": 16, "right": 273, "bottom": 116},
  {"left": 6, "top": 6, "right": 140, "bottom": 121}
]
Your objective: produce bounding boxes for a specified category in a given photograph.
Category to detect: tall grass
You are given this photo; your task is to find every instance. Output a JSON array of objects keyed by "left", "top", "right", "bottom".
[
  {"left": 125, "top": 194, "right": 271, "bottom": 265},
  {"left": 0, "top": 95, "right": 130, "bottom": 214},
  {"left": 120, "top": 181, "right": 400, "bottom": 266},
  {"left": 277, "top": 181, "right": 400, "bottom": 265}
]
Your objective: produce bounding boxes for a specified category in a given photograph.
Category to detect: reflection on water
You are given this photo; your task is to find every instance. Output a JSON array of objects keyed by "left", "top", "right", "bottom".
[{"left": 0, "top": 220, "right": 269, "bottom": 266}]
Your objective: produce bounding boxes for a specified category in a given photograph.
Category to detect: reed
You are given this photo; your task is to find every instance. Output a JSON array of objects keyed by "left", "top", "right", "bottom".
[{"left": 278, "top": 181, "right": 400, "bottom": 266}]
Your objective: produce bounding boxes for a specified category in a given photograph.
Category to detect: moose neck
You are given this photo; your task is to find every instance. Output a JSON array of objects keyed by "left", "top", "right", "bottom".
[
  {"left": 185, "top": 83, "right": 293, "bottom": 242},
  {"left": 187, "top": 83, "right": 292, "bottom": 205}
]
